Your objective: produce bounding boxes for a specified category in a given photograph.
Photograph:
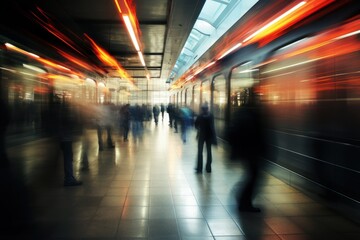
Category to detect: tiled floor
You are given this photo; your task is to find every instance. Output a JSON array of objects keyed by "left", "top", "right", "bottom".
[{"left": 2, "top": 119, "right": 360, "bottom": 240}]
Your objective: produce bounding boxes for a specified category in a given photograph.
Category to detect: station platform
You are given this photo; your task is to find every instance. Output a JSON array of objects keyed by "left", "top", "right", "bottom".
[{"left": 2, "top": 118, "right": 360, "bottom": 240}]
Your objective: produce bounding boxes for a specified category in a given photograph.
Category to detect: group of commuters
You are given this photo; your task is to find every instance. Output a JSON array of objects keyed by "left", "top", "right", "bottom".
[{"left": 1, "top": 89, "right": 268, "bottom": 213}]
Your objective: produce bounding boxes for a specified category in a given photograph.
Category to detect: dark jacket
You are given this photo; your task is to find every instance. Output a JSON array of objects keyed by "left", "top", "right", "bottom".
[
  {"left": 227, "top": 106, "right": 267, "bottom": 160},
  {"left": 195, "top": 112, "right": 217, "bottom": 144}
]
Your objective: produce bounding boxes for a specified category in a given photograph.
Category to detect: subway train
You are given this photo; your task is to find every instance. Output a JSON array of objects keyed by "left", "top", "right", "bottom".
[
  {"left": 169, "top": 1, "right": 360, "bottom": 219},
  {"left": 0, "top": 38, "right": 126, "bottom": 136}
]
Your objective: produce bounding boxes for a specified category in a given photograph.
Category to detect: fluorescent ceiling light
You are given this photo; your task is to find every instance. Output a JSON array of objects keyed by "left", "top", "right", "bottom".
[
  {"left": 23, "top": 64, "right": 46, "bottom": 73},
  {"left": 137, "top": 51, "right": 145, "bottom": 66},
  {"left": 5, "top": 43, "right": 40, "bottom": 58},
  {"left": 123, "top": 15, "right": 140, "bottom": 51}
]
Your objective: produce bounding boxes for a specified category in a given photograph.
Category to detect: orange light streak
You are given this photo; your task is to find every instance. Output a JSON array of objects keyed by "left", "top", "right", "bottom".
[
  {"left": 276, "top": 16, "right": 360, "bottom": 60},
  {"left": 31, "top": 7, "right": 85, "bottom": 56},
  {"left": 243, "top": 0, "right": 335, "bottom": 46},
  {"left": 243, "top": 1, "right": 307, "bottom": 43},
  {"left": 218, "top": 43, "right": 242, "bottom": 60},
  {"left": 114, "top": 0, "right": 145, "bottom": 67},
  {"left": 124, "top": 15, "right": 141, "bottom": 51},
  {"left": 138, "top": 51, "right": 145, "bottom": 66},
  {"left": 85, "top": 34, "right": 136, "bottom": 87},
  {"left": 5, "top": 43, "right": 40, "bottom": 58}
]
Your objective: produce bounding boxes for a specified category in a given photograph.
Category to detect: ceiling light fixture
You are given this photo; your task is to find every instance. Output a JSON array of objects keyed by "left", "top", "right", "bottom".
[
  {"left": 123, "top": 15, "right": 140, "bottom": 51},
  {"left": 138, "top": 51, "right": 145, "bottom": 66},
  {"left": 114, "top": 0, "right": 146, "bottom": 69}
]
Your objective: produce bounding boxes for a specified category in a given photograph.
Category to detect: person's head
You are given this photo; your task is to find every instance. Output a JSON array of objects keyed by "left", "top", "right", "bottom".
[{"left": 201, "top": 102, "right": 209, "bottom": 114}]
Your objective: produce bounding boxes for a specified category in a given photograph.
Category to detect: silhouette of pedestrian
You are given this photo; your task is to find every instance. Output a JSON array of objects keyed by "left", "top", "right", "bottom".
[
  {"left": 153, "top": 104, "right": 160, "bottom": 125},
  {"left": 96, "top": 103, "right": 115, "bottom": 150},
  {"left": 120, "top": 104, "right": 131, "bottom": 141},
  {"left": 194, "top": 103, "right": 217, "bottom": 173},
  {"left": 179, "top": 106, "right": 193, "bottom": 143},
  {"left": 227, "top": 88, "right": 268, "bottom": 212},
  {"left": 167, "top": 103, "right": 174, "bottom": 127},
  {"left": 0, "top": 98, "right": 10, "bottom": 168},
  {"left": 160, "top": 103, "right": 165, "bottom": 121},
  {"left": 58, "top": 100, "right": 82, "bottom": 186}
]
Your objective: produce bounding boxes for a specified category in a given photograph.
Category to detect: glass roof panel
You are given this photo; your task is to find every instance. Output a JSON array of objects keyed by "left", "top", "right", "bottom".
[
  {"left": 169, "top": 0, "right": 259, "bottom": 82},
  {"left": 200, "top": 1, "right": 227, "bottom": 25}
]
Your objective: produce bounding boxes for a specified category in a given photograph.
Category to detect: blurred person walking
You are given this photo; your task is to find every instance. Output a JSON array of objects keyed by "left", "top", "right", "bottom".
[
  {"left": 0, "top": 98, "right": 10, "bottom": 168},
  {"left": 58, "top": 100, "right": 82, "bottom": 186},
  {"left": 194, "top": 103, "right": 217, "bottom": 173},
  {"left": 96, "top": 103, "right": 115, "bottom": 150},
  {"left": 120, "top": 104, "right": 131, "bottom": 141},
  {"left": 167, "top": 103, "right": 174, "bottom": 127},
  {"left": 179, "top": 106, "right": 193, "bottom": 143},
  {"left": 227, "top": 88, "right": 268, "bottom": 212},
  {"left": 160, "top": 103, "right": 165, "bottom": 121},
  {"left": 152, "top": 104, "right": 160, "bottom": 126}
]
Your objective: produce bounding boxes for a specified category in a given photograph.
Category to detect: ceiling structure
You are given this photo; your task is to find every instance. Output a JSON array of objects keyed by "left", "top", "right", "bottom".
[{"left": 0, "top": 0, "right": 206, "bottom": 93}]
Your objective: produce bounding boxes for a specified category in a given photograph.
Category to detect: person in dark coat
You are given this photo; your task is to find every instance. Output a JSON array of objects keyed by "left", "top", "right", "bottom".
[
  {"left": 167, "top": 103, "right": 174, "bottom": 127},
  {"left": 152, "top": 104, "right": 160, "bottom": 125},
  {"left": 0, "top": 98, "right": 10, "bottom": 168},
  {"left": 194, "top": 103, "right": 217, "bottom": 173},
  {"left": 227, "top": 88, "right": 268, "bottom": 212},
  {"left": 160, "top": 103, "right": 165, "bottom": 121},
  {"left": 58, "top": 100, "right": 82, "bottom": 186},
  {"left": 120, "top": 104, "right": 131, "bottom": 141}
]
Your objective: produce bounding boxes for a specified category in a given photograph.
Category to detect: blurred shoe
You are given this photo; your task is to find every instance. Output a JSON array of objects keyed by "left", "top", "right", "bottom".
[
  {"left": 206, "top": 164, "right": 211, "bottom": 173},
  {"left": 238, "top": 206, "right": 261, "bottom": 212},
  {"left": 80, "top": 165, "right": 89, "bottom": 171},
  {"left": 64, "top": 180, "right": 82, "bottom": 187}
]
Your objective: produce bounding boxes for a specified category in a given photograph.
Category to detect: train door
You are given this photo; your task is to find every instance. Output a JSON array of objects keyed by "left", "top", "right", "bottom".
[
  {"left": 193, "top": 84, "right": 200, "bottom": 114},
  {"left": 212, "top": 74, "right": 227, "bottom": 138},
  {"left": 229, "top": 61, "right": 257, "bottom": 115},
  {"left": 201, "top": 79, "right": 211, "bottom": 107}
]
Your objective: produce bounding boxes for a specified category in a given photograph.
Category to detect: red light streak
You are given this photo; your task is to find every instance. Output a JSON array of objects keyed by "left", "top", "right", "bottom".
[
  {"left": 31, "top": 7, "right": 85, "bottom": 57},
  {"left": 85, "top": 34, "right": 137, "bottom": 88}
]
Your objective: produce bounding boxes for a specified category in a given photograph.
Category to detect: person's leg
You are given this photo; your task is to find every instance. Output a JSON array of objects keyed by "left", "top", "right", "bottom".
[
  {"left": 174, "top": 118, "right": 178, "bottom": 132},
  {"left": 238, "top": 159, "right": 260, "bottom": 211},
  {"left": 106, "top": 125, "right": 114, "bottom": 147},
  {"left": 205, "top": 139, "right": 212, "bottom": 172},
  {"left": 81, "top": 132, "right": 89, "bottom": 170},
  {"left": 181, "top": 123, "right": 186, "bottom": 143},
  {"left": 124, "top": 124, "right": 129, "bottom": 141},
  {"left": 0, "top": 134, "right": 9, "bottom": 168},
  {"left": 196, "top": 138, "right": 204, "bottom": 172},
  {"left": 61, "top": 141, "right": 82, "bottom": 186},
  {"left": 61, "top": 141, "right": 74, "bottom": 181},
  {"left": 97, "top": 124, "right": 103, "bottom": 150}
]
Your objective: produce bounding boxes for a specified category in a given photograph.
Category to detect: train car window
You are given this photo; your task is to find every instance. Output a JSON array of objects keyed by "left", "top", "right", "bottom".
[
  {"left": 213, "top": 74, "right": 226, "bottom": 120},
  {"left": 258, "top": 17, "right": 360, "bottom": 140},
  {"left": 176, "top": 92, "right": 179, "bottom": 107},
  {"left": 201, "top": 80, "right": 211, "bottom": 106},
  {"left": 182, "top": 89, "right": 186, "bottom": 106},
  {"left": 184, "top": 88, "right": 189, "bottom": 106},
  {"left": 193, "top": 84, "right": 201, "bottom": 114},
  {"left": 186, "top": 87, "right": 193, "bottom": 109},
  {"left": 230, "top": 61, "right": 256, "bottom": 113}
]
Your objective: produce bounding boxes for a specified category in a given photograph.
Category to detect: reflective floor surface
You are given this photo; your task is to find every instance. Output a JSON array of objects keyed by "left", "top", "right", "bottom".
[{"left": 2, "top": 118, "right": 360, "bottom": 240}]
